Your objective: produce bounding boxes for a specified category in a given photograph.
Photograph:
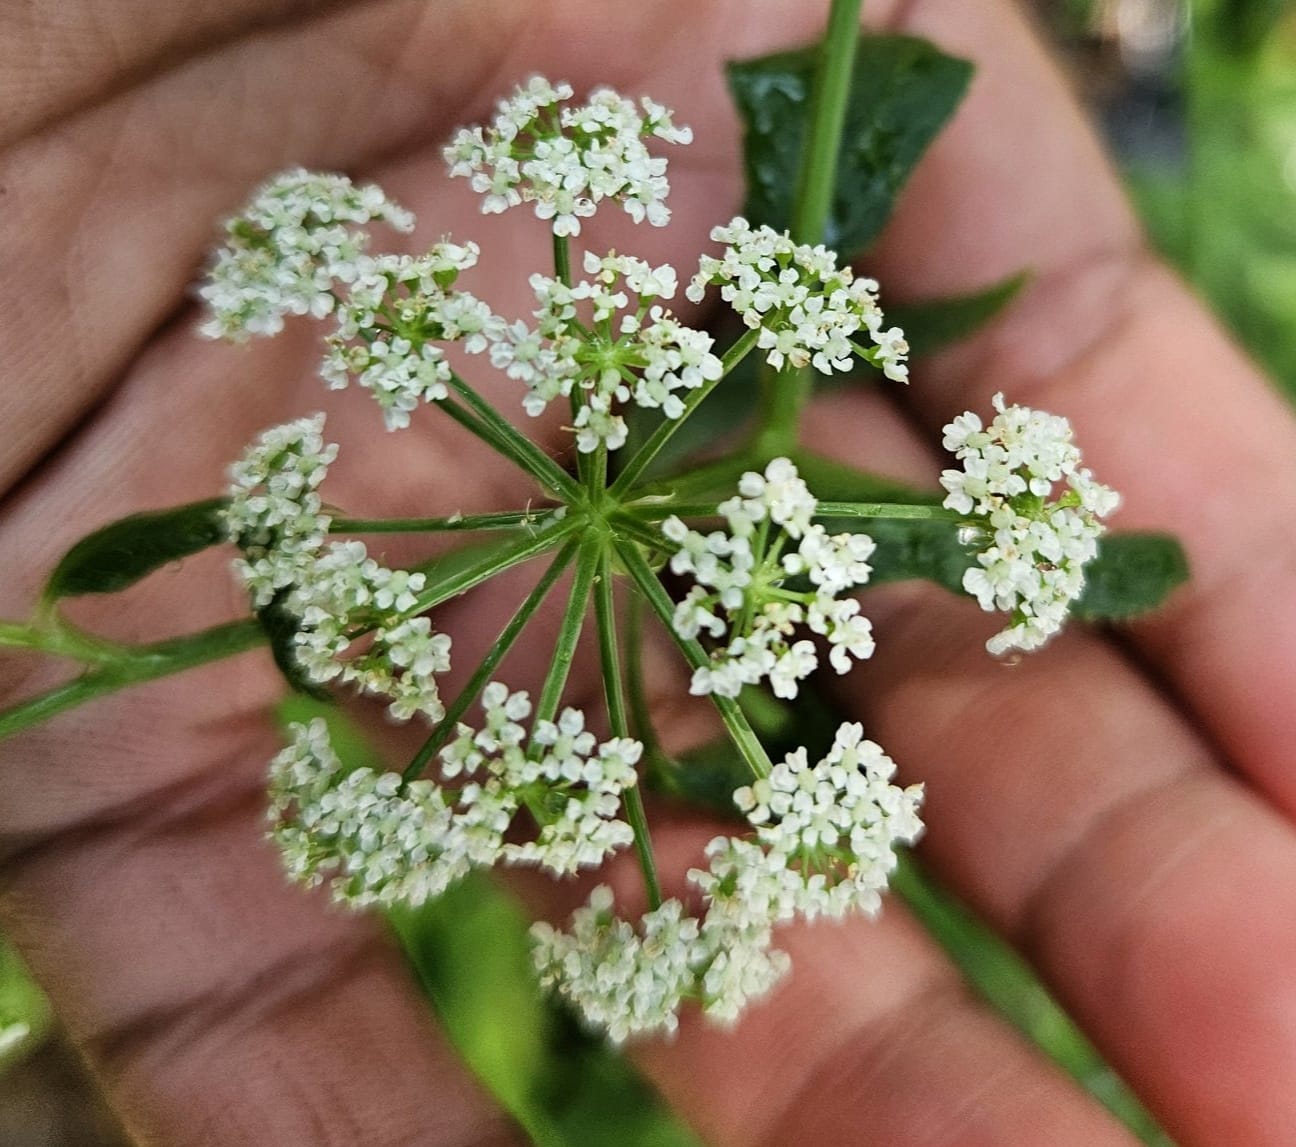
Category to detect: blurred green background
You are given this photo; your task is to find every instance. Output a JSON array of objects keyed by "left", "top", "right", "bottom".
[{"left": 5, "top": 1, "right": 1296, "bottom": 1142}]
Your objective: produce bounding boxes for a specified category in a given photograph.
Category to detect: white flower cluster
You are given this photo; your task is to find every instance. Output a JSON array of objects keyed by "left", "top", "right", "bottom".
[
  {"left": 439, "top": 685, "right": 641, "bottom": 876},
  {"left": 270, "top": 718, "right": 472, "bottom": 907},
  {"left": 664, "top": 458, "right": 877, "bottom": 698},
  {"left": 705, "top": 723, "right": 925, "bottom": 922},
  {"left": 532, "top": 723, "right": 922, "bottom": 1043},
  {"left": 200, "top": 168, "right": 414, "bottom": 341},
  {"left": 321, "top": 243, "right": 495, "bottom": 430},
  {"left": 224, "top": 414, "right": 338, "bottom": 609},
  {"left": 287, "top": 541, "right": 450, "bottom": 723},
  {"left": 940, "top": 393, "right": 1120, "bottom": 654},
  {"left": 269, "top": 688, "right": 643, "bottom": 905},
  {"left": 226, "top": 417, "right": 453, "bottom": 723},
  {"left": 489, "top": 250, "right": 721, "bottom": 452},
  {"left": 444, "top": 76, "right": 691, "bottom": 235},
  {"left": 686, "top": 217, "right": 909, "bottom": 382}
]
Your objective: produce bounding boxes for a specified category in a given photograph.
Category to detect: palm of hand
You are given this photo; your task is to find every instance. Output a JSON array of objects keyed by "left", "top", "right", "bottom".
[{"left": 3, "top": 2, "right": 1296, "bottom": 1145}]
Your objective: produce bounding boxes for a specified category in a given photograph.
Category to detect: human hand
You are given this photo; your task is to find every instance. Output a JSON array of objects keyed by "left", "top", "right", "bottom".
[{"left": 2, "top": 2, "right": 1295, "bottom": 1144}]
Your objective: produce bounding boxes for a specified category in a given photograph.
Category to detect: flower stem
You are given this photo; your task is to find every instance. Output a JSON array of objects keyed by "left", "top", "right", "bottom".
[
  {"left": 623, "top": 500, "right": 961, "bottom": 524},
  {"left": 793, "top": 0, "right": 864, "bottom": 246},
  {"left": 552, "top": 232, "right": 573, "bottom": 288},
  {"left": 616, "top": 540, "right": 772, "bottom": 779},
  {"left": 405, "top": 517, "right": 582, "bottom": 617},
  {"left": 530, "top": 536, "right": 600, "bottom": 733},
  {"left": 608, "top": 326, "right": 760, "bottom": 499},
  {"left": 753, "top": 0, "right": 864, "bottom": 459},
  {"left": 0, "top": 619, "right": 128, "bottom": 665},
  {"left": 623, "top": 592, "right": 663, "bottom": 765},
  {"left": 814, "top": 501, "right": 964, "bottom": 522},
  {"left": 552, "top": 231, "right": 595, "bottom": 492},
  {"left": 0, "top": 619, "right": 265, "bottom": 740},
  {"left": 445, "top": 375, "right": 581, "bottom": 501},
  {"left": 593, "top": 546, "right": 663, "bottom": 909},
  {"left": 402, "top": 538, "right": 580, "bottom": 781},
  {"left": 330, "top": 510, "right": 559, "bottom": 534}
]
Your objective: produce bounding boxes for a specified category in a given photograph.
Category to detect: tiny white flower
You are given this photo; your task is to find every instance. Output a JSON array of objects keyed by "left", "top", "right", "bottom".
[
  {"left": 687, "top": 217, "right": 908, "bottom": 382},
  {"left": 940, "top": 393, "right": 1119, "bottom": 653},
  {"left": 663, "top": 459, "right": 877, "bottom": 699},
  {"left": 443, "top": 78, "right": 690, "bottom": 234},
  {"left": 200, "top": 169, "right": 413, "bottom": 342}
]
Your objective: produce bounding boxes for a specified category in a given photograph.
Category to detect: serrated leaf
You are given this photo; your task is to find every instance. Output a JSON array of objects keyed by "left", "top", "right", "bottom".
[
  {"left": 728, "top": 34, "right": 973, "bottom": 254},
  {"left": 1073, "top": 533, "right": 1189, "bottom": 620},
  {"left": 886, "top": 273, "right": 1027, "bottom": 358},
  {"left": 44, "top": 498, "right": 230, "bottom": 600}
]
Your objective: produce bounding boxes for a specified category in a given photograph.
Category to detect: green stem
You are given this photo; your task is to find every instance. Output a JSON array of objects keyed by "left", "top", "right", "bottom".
[
  {"left": 608, "top": 514, "right": 673, "bottom": 555},
  {"left": 438, "top": 398, "right": 547, "bottom": 489},
  {"left": 0, "top": 620, "right": 127, "bottom": 666},
  {"left": 552, "top": 232, "right": 594, "bottom": 494},
  {"left": 616, "top": 540, "right": 772, "bottom": 780},
  {"left": 330, "top": 509, "right": 558, "bottom": 534},
  {"left": 0, "top": 619, "right": 265, "bottom": 740},
  {"left": 587, "top": 441, "right": 607, "bottom": 499},
  {"left": 793, "top": 0, "right": 864, "bottom": 245},
  {"left": 593, "top": 547, "right": 663, "bottom": 909},
  {"left": 623, "top": 592, "right": 663, "bottom": 764},
  {"left": 402, "top": 539, "right": 580, "bottom": 781},
  {"left": 404, "top": 517, "right": 581, "bottom": 618},
  {"left": 530, "top": 536, "right": 600, "bottom": 733},
  {"left": 753, "top": 0, "right": 864, "bottom": 458},
  {"left": 814, "top": 501, "right": 964, "bottom": 522},
  {"left": 552, "top": 232, "right": 573, "bottom": 287},
  {"left": 608, "top": 326, "right": 760, "bottom": 498},
  {"left": 624, "top": 500, "right": 962, "bottom": 524},
  {"left": 445, "top": 376, "right": 581, "bottom": 502}
]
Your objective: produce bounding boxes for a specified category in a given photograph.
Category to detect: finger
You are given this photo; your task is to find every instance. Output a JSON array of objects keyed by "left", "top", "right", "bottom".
[
  {"left": 809, "top": 381, "right": 1296, "bottom": 1146},
  {"left": 0, "top": 0, "right": 358, "bottom": 148},
  {"left": 858, "top": 0, "right": 1296, "bottom": 812}
]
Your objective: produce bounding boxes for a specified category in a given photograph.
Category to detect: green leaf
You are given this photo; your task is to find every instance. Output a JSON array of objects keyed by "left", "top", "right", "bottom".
[
  {"left": 864, "top": 517, "right": 976, "bottom": 593},
  {"left": 790, "top": 450, "right": 943, "bottom": 505},
  {"left": 728, "top": 34, "right": 973, "bottom": 253},
  {"left": 44, "top": 498, "right": 230, "bottom": 600},
  {"left": 1, "top": 938, "right": 51, "bottom": 1072},
  {"left": 886, "top": 273, "right": 1027, "bottom": 358},
  {"left": 256, "top": 591, "right": 330, "bottom": 700},
  {"left": 1073, "top": 533, "right": 1189, "bottom": 620}
]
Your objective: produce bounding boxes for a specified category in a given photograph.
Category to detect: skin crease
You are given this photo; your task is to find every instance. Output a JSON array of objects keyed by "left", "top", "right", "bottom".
[{"left": 1, "top": 0, "right": 1296, "bottom": 1143}]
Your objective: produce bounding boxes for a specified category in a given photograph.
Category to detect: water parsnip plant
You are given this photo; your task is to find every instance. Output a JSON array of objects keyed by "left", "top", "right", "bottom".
[{"left": 0, "top": 1, "right": 1184, "bottom": 1050}]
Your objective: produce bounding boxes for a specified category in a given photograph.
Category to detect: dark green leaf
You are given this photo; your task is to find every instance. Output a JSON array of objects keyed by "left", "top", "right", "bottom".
[
  {"left": 256, "top": 592, "right": 329, "bottom": 699},
  {"left": 1073, "top": 533, "right": 1189, "bottom": 620},
  {"left": 790, "top": 450, "right": 943, "bottom": 505},
  {"left": 728, "top": 35, "right": 973, "bottom": 253},
  {"left": 864, "top": 517, "right": 976, "bottom": 593},
  {"left": 886, "top": 273, "right": 1027, "bottom": 358},
  {"left": 44, "top": 498, "right": 230, "bottom": 600}
]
